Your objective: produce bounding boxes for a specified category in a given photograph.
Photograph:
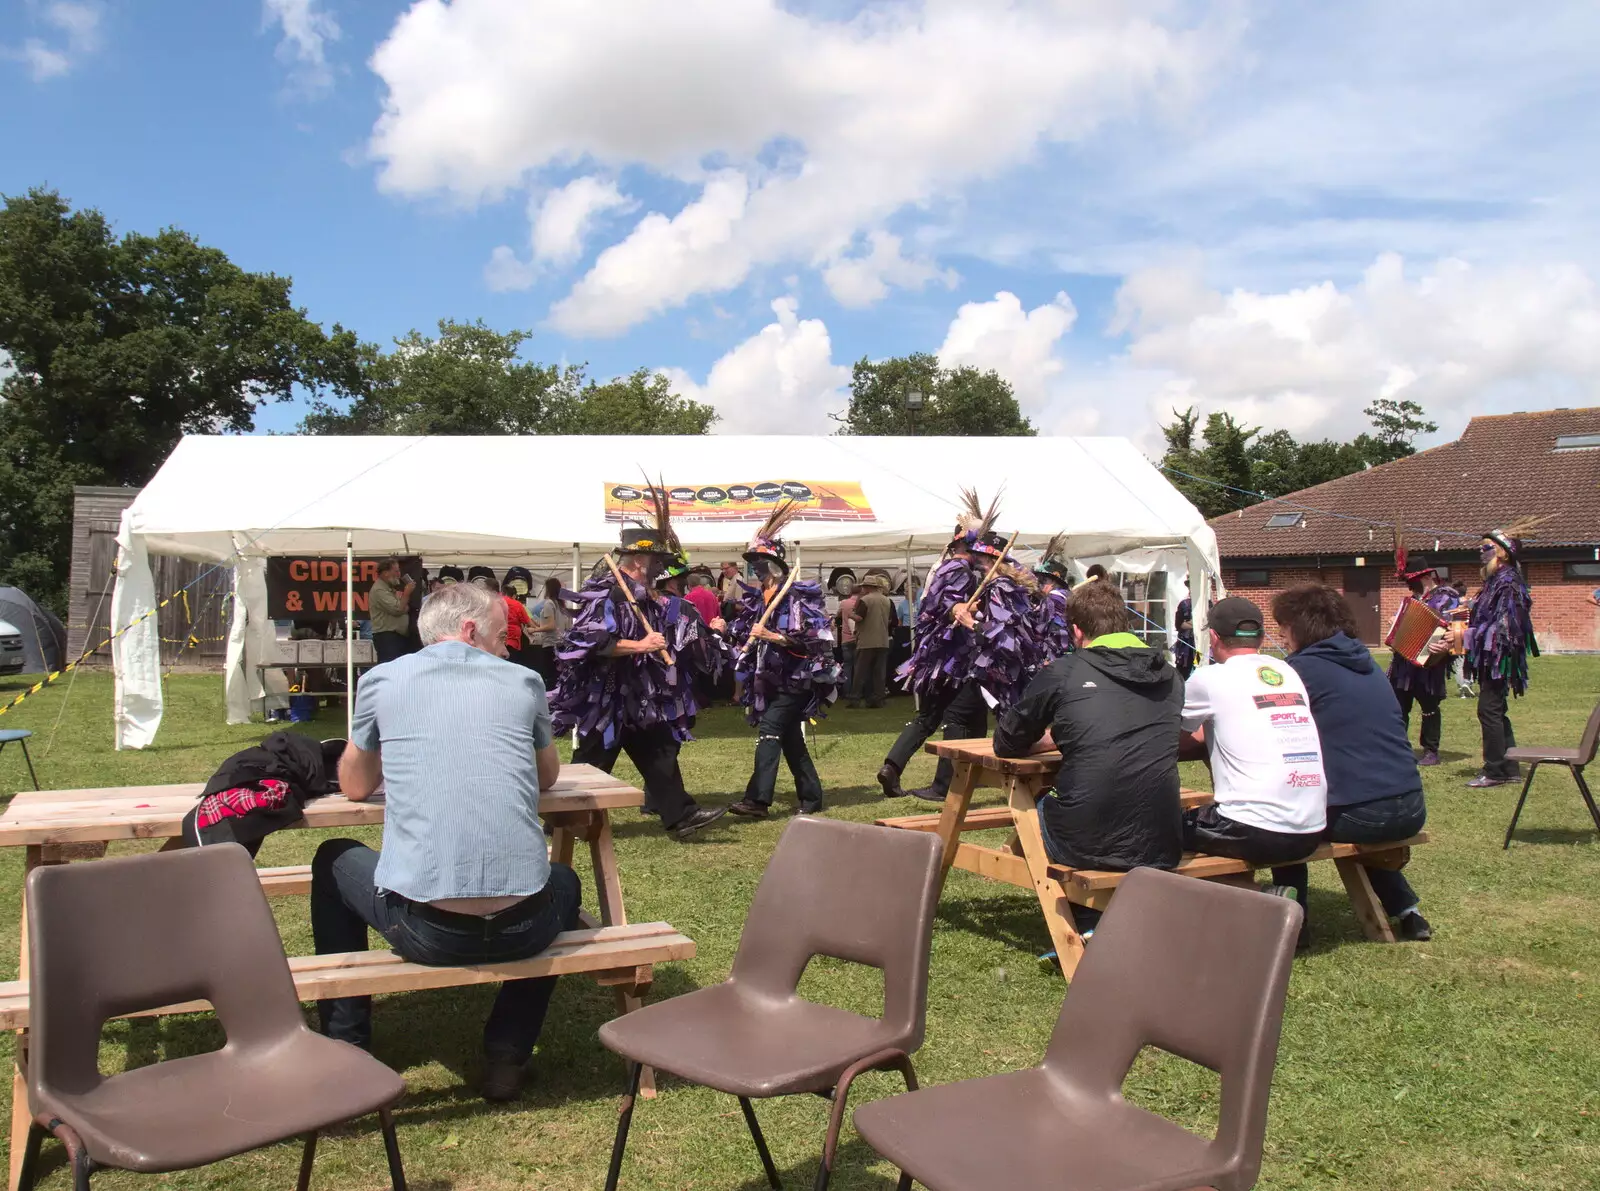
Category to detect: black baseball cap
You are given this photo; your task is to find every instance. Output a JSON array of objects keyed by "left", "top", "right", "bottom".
[{"left": 1209, "top": 595, "right": 1264, "bottom": 638}]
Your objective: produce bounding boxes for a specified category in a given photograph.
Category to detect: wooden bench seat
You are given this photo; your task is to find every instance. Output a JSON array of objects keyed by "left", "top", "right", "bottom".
[
  {"left": 0, "top": 922, "right": 694, "bottom": 1031},
  {"left": 1049, "top": 835, "right": 1427, "bottom": 898}
]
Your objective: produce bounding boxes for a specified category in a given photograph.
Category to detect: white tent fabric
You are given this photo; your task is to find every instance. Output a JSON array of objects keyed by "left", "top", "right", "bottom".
[{"left": 112, "top": 434, "right": 1221, "bottom": 748}]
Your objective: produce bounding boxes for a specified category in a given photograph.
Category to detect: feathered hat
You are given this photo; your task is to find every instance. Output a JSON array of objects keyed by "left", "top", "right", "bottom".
[
  {"left": 1032, "top": 531, "right": 1070, "bottom": 584},
  {"left": 1483, "top": 515, "right": 1549, "bottom": 563},
  {"left": 619, "top": 475, "right": 681, "bottom": 558},
  {"left": 951, "top": 487, "right": 1006, "bottom": 557},
  {"left": 1391, "top": 517, "right": 1436, "bottom": 584},
  {"left": 744, "top": 499, "right": 799, "bottom": 570}
]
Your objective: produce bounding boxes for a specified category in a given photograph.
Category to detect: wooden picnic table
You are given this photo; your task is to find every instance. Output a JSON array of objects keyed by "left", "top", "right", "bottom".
[
  {"left": 877, "top": 738, "right": 1422, "bottom": 979},
  {"left": 0, "top": 764, "right": 656, "bottom": 1189}
]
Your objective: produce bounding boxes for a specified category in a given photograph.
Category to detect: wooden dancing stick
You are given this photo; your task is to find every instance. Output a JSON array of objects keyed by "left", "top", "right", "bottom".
[
  {"left": 602, "top": 552, "right": 675, "bottom": 665},
  {"left": 959, "top": 529, "right": 1020, "bottom": 624}
]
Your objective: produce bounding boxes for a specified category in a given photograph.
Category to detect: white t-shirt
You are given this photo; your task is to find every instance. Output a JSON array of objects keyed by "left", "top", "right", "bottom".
[{"left": 1181, "top": 653, "right": 1327, "bottom": 834}]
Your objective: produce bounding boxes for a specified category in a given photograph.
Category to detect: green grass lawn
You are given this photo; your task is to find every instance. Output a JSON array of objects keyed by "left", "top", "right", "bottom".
[{"left": 0, "top": 658, "right": 1596, "bottom": 1190}]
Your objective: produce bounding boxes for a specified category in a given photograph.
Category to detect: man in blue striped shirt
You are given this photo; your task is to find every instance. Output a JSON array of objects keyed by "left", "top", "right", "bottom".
[{"left": 310, "top": 581, "right": 580, "bottom": 1102}]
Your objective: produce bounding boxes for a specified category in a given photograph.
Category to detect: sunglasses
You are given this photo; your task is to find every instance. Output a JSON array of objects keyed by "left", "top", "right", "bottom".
[{"left": 1478, "top": 543, "right": 1497, "bottom": 555}]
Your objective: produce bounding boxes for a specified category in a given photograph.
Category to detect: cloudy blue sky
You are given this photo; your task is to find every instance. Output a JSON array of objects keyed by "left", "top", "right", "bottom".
[{"left": 5, "top": 0, "right": 1598, "bottom": 449}]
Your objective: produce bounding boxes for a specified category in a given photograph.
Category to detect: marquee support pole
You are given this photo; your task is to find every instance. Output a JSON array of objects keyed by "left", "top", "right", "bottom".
[{"left": 346, "top": 533, "right": 355, "bottom": 739}]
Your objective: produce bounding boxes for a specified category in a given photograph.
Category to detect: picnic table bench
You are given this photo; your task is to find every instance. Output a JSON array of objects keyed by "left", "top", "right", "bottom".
[
  {"left": 877, "top": 738, "right": 1425, "bottom": 978},
  {"left": 0, "top": 765, "right": 686, "bottom": 1191}
]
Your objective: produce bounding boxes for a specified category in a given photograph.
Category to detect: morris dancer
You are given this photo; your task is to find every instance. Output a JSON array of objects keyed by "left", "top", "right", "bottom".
[
  {"left": 877, "top": 490, "right": 1036, "bottom": 803},
  {"left": 655, "top": 547, "right": 730, "bottom": 725},
  {"left": 1030, "top": 532, "right": 1074, "bottom": 667},
  {"left": 549, "top": 490, "right": 726, "bottom": 840},
  {"left": 1388, "top": 554, "right": 1459, "bottom": 767},
  {"left": 725, "top": 502, "right": 839, "bottom": 819},
  {"left": 1445, "top": 525, "right": 1539, "bottom": 789}
]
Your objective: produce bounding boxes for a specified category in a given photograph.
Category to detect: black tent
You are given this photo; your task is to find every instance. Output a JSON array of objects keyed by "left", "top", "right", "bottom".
[{"left": 0, "top": 588, "right": 66, "bottom": 673}]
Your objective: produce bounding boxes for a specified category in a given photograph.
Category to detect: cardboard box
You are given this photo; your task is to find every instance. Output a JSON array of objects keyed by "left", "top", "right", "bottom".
[
  {"left": 350, "top": 639, "right": 375, "bottom": 664},
  {"left": 296, "top": 640, "right": 325, "bottom": 665},
  {"left": 263, "top": 638, "right": 297, "bottom": 664}
]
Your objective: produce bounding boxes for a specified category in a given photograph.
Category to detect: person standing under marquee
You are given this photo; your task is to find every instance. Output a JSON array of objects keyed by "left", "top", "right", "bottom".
[
  {"left": 1029, "top": 532, "right": 1074, "bottom": 669},
  {"left": 368, "top": 558, "right": 416, "bottom": 664}
]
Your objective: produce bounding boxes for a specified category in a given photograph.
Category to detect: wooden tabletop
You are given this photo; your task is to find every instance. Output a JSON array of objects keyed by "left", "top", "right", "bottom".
[
  {"left": 0, "top": 763, "right": 643, "bottom": 847},
  {"left": 927, "top": 737, "right": 1211, "bottom": 788}
]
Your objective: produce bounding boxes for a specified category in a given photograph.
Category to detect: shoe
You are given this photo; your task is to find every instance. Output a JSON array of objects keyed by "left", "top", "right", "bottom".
[
  {"left": 1397, "top": 911, "right": 1432, "bottom": 942},
  {"left": 724, "top": 799, "right": 769, "bottom": 819},
  {"left": 1466, "top": 775, "right": 1509, "bottom": 788},
  {"left": 639, "top": 806, "right": 660, "bottom": 817},
  {"left": 1418, "top": 750, "right": 1440, "bottom": 767},
  {"left": 481, "top": 1056, "right": 528, "bottom": 1102},
  {"left": 1264, "top": 885, "right": 1312, "bottom": 952},
  {"left": 670, "top": 805, "right": 728, "bottom": 840},
  {"left": 876, "top": 763, "right": 905, "bottom": 799},
  {"left": 797, "top": 803, "right": 824, "bottom": 816},
  {"left": 909, "top": 786, "right": 946, "bottom": 802}
]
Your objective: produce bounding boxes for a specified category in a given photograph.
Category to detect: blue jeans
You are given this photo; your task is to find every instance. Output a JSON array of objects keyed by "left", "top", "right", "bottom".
[
  {"left": 1271, "top": 789, "right": 1425, "bottom": 918},
  {"left": 311, "top": 838, "right": 582, "bottom": 1062}
]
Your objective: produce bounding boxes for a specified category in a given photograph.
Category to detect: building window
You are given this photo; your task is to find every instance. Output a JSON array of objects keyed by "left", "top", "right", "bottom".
[
  {"left": 1554, "top": 434, "right": 1600, "bottom": 452},
  {"left": 1564, "top": 562, "right": 1600, "bottom": 579},
  {"left": 1235, "top": 568, "right": 1272, "bottom": 586},
  {"left": 1431, "top": 566, "right": 1450, "bottom": 581},
  {"left": 1264, "top": 512, "right": 1304, "bottom": 528}
]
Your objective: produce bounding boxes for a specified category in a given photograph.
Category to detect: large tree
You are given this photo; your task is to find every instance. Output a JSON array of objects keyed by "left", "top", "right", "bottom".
[
  {"left": 0, "top": 188, "right": 370, "bottom": 612},
  {"left": 1158, "top": 399, "right": 1441, "bottom": 518},
  {"left": 838, "top": 353, "right": 1036, "bottom": 436},
  {"left": 301, "top": 324, "right": 716, "bottom": 436}
]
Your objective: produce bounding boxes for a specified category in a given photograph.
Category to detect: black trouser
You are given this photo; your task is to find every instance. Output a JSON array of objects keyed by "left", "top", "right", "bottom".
[
  {"left": 526, "top": 644, "right": 558, "bottom": 689},
  {"left": 373, "top": 631, "right": 412, "bottom": 664},
  {"left": 1183, "top": 804, "right": 1322, "bottom": 866},
  {"left": 744, "top": 691, "right": 823, "bottom": 811},
  {"left": 575, "top": 724, "right": 698, "bottom": 827},
  {"left": 851, "top": 647, "right": 889, "bottom": 706},
  {"left": 1271, "top": 789, "right": 1425, "bottom": 920},
  {"left": 840, "top": 641, "right": 857, "bottom": 697},
  {"left": 311, "top": 839, "right": 582, "bottom": 1062},
  {"left": 1477, "top": 678, "right": 1520, "bottom": 780},
  {"left": 1396, "top": 690, "right": 1443, "bottom": 752},
  {"left": 883, "top": 681, "right": 988, "bottom": 796}
]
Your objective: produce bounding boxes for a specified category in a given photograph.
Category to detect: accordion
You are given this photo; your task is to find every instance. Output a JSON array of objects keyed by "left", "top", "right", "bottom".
[{"left": 1385, "top": 597, "right": 1450, "bottom": 666}]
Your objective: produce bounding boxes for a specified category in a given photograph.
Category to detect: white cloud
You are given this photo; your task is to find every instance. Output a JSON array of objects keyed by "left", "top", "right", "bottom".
[
  {"left": 482, "top": 245, "right": 538, "bottom": 293},
  {"left": 9, "top": 2, "right": 101, "bottom": 80},
  {"left": 662, "top": 297, "right": 849, "bottom": 434},
  {"left": 367, "top": 0, "right": 1221, "bottom": 334},
  {"left": 823, "top": 231, "right": 957, "bottom": 309},
  {"left": 938, "top": 290, "right": 1077, "bottom": 405},
  {"left": 1109, "top": 253, "right": 1600, "bottom": 443},
  {"left": 533, "top": 176, "right": 633, "bottom": 266},
  {"left": 263, "top": 0, "right": 340, "bottom": 96}
]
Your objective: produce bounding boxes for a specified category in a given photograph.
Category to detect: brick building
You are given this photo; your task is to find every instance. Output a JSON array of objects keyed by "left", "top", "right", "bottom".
[{"left": 1209, "top": 407, "right": 1600, "bottom": 653}]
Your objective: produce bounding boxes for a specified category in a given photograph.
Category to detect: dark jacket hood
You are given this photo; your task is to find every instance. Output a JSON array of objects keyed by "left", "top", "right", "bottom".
[
  {"left": 1293, "top": 631, "right": 1374, "bottom": 675},
  {"left": 1076, "top": 644, "right": 1175, "bottom": 688}
]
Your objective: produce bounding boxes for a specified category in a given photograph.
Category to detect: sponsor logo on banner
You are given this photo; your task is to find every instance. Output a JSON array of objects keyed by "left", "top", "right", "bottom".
[
  {"left": 603, "top": 480, "right": 876, "bottom": 524},
  {"left": 1252, "top": 692, "right": 1308, "bottom": 709}
]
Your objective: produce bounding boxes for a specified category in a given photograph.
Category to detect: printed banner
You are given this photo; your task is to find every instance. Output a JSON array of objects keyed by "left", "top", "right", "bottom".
[
  {"left": 603, "top": 480, "right": 876, "bottom": 524},
  {"left": 266, "top": 556, "right": 423, "bottom": 620}
]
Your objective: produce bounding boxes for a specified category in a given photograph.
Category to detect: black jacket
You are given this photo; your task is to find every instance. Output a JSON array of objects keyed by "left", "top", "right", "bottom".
[
  {"left": 182, "top": 732, "right": 344, "bottom": 853},
  {"left": 995, "top": 639, "right": 1184, "bottom": 871},
  {"left": 1288, "top": 632, "right": 1423, "bottom": 809}
]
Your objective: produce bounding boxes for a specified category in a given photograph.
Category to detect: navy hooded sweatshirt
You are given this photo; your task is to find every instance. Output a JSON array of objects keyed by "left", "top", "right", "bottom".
[{"left": 1286, "top": 632, "right": 1423, "bottom": 808}]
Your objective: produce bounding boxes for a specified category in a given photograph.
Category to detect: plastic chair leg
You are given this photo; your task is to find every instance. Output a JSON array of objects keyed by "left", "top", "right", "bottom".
[
  {"left": 1503, "top": 761, "right": 1540, "bottom": 849},
  {"left": 15, "top": 1121, "right": 44, "bottom": 1191},
  {"left": 378, "top": 1108, "right": 407, "bottom": 1191},
  {"left": 296, "top": 1132, "right": 317, "bottom": 1191},
  {"left": 1573, "top": 766, "right": 1600, "bottom": 836},
  {"left": 739, "top": 1096, "right": 783, "bottom": 1190},
  {"left": 604, "top": 1062, "right": 643, "bottom": 1191},
  {"left": 18, "top": 740, "right": 38, "bottom": 791}
]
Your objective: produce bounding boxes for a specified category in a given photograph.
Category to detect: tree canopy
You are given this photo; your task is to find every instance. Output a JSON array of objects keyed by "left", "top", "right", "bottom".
[
  {"left": 837, "top": 352, "right": 1035, "bottom": 436},
  {"left": 299, "top": 321, "right": 716, "bottom": 437},
  {"left": 1159, "top": 398, "right": 1440, "bottom": 519},
  {"left": 0, "top": 188, "right": 369, "bottom": 611}
]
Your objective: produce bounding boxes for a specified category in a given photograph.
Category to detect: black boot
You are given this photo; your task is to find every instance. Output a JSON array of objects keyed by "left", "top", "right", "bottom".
[{"left": 877, "top": 761, "right": 905, "bottom": 799}]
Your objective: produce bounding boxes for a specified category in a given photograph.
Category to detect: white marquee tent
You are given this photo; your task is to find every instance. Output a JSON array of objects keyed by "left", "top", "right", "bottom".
[{"left": 112, "top": 434, "right": 1221, "bottom": 748}]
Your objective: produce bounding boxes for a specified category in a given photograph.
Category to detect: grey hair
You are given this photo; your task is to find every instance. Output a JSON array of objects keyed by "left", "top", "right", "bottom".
[{"left": 418, "top": 581, "right": 500, "bottom": 645}]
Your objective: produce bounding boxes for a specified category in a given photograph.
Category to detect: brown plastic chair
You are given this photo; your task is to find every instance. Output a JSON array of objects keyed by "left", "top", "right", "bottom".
[
  {"left": 854, "top": 866, "right": 1300, "bottom": 1191},
  {"left": 19, "top": 844, "right": 407, "bottom": 1191},
  {"left": 598, "top": 816, "right": 942, "bottom": 1191},
  {"left": 1504, "top": 699, "right": 1600, "bottom": 848}
]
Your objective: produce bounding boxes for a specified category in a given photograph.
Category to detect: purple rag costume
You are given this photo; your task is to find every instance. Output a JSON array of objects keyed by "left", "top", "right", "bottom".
[
  {"left": 896, "top": 557, "right": 1038, "bottom": 710},
  {"left": 550, "top": 574, "right": 699, "bottom": 747},
  {"left": 1387, "top": 584, "right": 1460, "bottom": 700},
  {"left": 1464, "top": 565, "right": 1539, "bottom": 695},
  {"left": 1030, "top": 587, "right": 1073, "bottom": 668},
  {"left": 731, "top": 579, "right": 838, "bottom": 722}
]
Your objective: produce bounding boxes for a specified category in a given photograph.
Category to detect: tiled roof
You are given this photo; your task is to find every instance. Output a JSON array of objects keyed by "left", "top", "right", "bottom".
[{"left": 1209, "top": 407, "right": 1600, "bottom": 559}]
